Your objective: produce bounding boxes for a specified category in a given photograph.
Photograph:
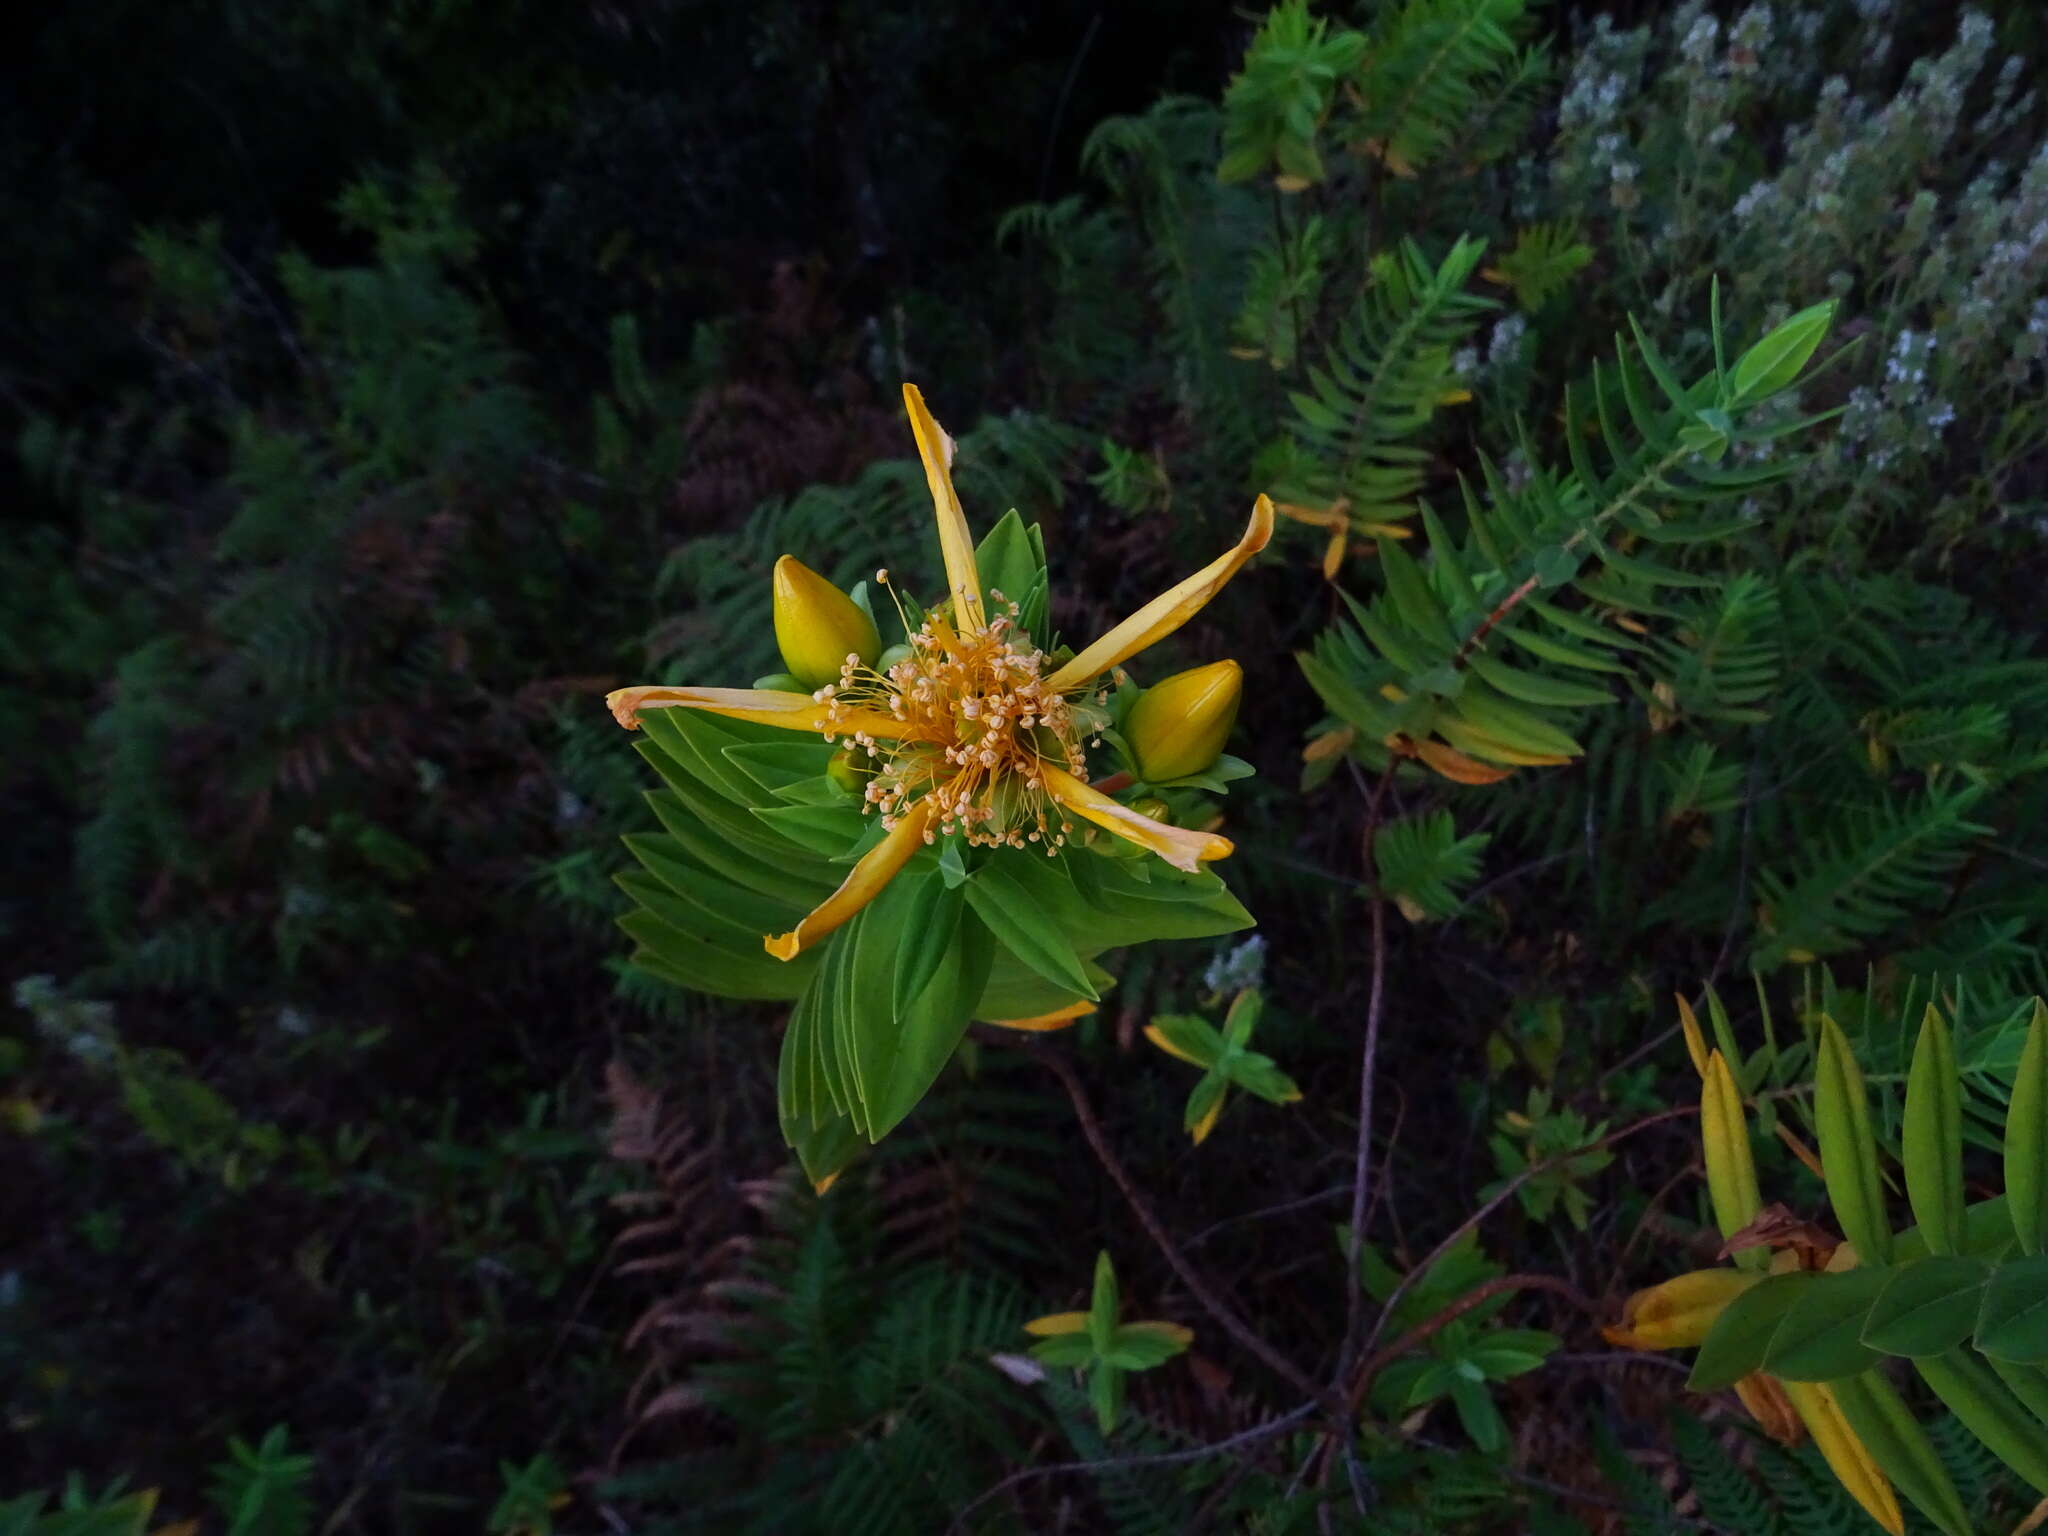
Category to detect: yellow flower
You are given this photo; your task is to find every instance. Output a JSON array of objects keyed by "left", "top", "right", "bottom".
[
  {"left": 772, "top": 555, "right": 882, "bottom": 689},
  {"left": 1601, "top": 1267, "right": 1760, "bottom": 1350},
  {"left": 608, "top": 383, "right": 1272, "bottom": 962},
  {"left": 1126, "top": 660, "right": 1243, "bottom": 782}
]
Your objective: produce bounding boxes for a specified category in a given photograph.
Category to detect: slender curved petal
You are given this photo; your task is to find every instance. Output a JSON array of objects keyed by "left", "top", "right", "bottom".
[
  {"left": 983, "top": 1000, "right": 1096, "bottom": 1031},
  {"left": 902, "top": 383, "right": 984, "bottom": 632},
  {"left": 608, "top": 685, "right": 904, "bottom": 740},
  {"left": 764, "top": 798, "right": 937, "bottom": 960},
  {"left": 1042, "top": 495, "right": 1274, "bottom": 694},
  {"left": 1040, "top": 764, "right": 1232, "bottom": 872}
]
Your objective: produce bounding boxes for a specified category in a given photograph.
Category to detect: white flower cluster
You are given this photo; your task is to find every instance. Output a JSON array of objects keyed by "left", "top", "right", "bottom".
[{"left": 1202, "top": 934, "right": 1267, "bottom": 997}]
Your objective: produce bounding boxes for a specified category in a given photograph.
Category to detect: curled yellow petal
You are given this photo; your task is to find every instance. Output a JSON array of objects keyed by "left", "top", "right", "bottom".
[
  {"left": 984, "top": 1000, "right": 1097, "bottom": 1032},
  {"left": 1040, "top": 763, "right": 1232, "bottom": 872},
  {"left": 1024, "top": 1310, "right": 1090, "bottom": 1336},
  {"left": 1042, "top": 496, "right": 1274, "bottom": 694},
  {"left": 1602, "top": 1267, "right": 1761, "bottom": 1350},
  {"left": 1734, "top": 1372, "right": 1805, "bottom": 1446},
  {"left": 1702, "top": 1050, "right": 1765, "bottom": 1264},
  {"left": 1143, "top": 1024, "right": 1206, "bottom": 1067},
  {"left": 607, "top": 684, "right": 904, "bottom": 741},
  {"left": 764, "top": 798, "right": 936, "bottom": 960},
  {"left": 1783, "top": 1380, "right": 1904, "bottom": 1536},
  {"left": 902, "top": 383, "right": 983, "bottom": 632},
  {"left": 1190, "top": 1091, "right": 1225, "bottom": 1145}
]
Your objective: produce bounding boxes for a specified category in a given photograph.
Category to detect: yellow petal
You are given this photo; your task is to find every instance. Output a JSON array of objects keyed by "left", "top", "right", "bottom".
[
  {"left": 1601, "top": 1267, "right": 1761, "bottom": 1350},
  {"left": 1042, "top": 496, "right": 1275, "bottom": 694},
  {"left": 1024, "top": 1310, "right": 1090, "bottom": 1336},
  {"left": 764, "top": 798, "right": 936, "bottom": 960},
  {"left": 1143, "top": 1024, "right": 1206, "bottom": 1066},
  {"left": 1734, "top": 1372, "right": 1805, "bottom": 1445},
  {"left": 1783, "top": 1380, "right": 1904, "bottom": 1536},
  {"left": 607, "top": 685, "right": 904, "bottom": 741},
  {"left": 1702, "top": 1050, "right": 1765, "bottom": 1261},
  {"left": 1190, "top": 1091, "right": 1225, "bottom": 1145},
  {"left": 1040, "top": 763, "right": 1232, "bottom": 872},
  {"left": 902, "top": 383, "right": 984, "bottom": 632},
  {"left": 984, "top": 1000, "right": 1096, "bottom": 1031}
]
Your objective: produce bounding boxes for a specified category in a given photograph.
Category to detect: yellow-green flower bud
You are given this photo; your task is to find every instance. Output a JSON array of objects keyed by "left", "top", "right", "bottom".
[
  {"left": 752, "top": 672, "right": 810, "bottom": 693},
  {"left": 773, "top": 555, "right": 881, "bottom": 689},
  {"left": 1126, "top": 660, "right": 1242, "bottom": 782},
  {"left": 825, "top": 748, "right": 873, "bottom": 799},
  {"left": 876, "top": 642, "right": 915, "bottom": 673}
]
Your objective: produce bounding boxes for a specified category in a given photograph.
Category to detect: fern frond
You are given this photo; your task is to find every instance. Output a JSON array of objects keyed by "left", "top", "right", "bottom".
[
  {"left": 1350, "top": 0, "right": 1533, "bottom": 177},
  {"left": 1375, "top": 810, "right": 1491, "bottom": 921}
]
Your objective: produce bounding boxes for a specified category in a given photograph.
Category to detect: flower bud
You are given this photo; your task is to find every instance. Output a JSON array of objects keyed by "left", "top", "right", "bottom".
[
  {"left": 1602, "top": 1267, "right": 1760, "bottom": 1350},
  {"left": 1126, "top": 660, "right": 1242, "bottom": 782},
  {"left": 773, "top": 555, "right": 881, "bottom": 689},
  {"left": 752, "top": 672, "right": 810, "bottom": 694},
  {"left": 825, "top": 748, "right": 873, "bottom": 799}
]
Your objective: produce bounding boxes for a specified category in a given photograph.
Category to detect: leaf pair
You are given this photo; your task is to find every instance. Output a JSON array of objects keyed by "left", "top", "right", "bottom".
[
  {"left": 1144, "top": 990, "right": 1302, "bottom": 1143},
  {"left": 1024, "top": 1252, "right": 1192, "bottom": 1433}
]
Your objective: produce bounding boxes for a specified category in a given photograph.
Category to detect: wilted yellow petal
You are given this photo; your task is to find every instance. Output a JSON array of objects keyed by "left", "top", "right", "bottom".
[
  {"left": 1602, "top": 1267, "right": 1761, "bottom": 1350},
  {"left": 1042, "top": 496, "right": 1274, "bottom": 694},
  {"left": 1734, "top": 1372, "right": 1805, "bottom": 1445},
  {"left": 1702, "top": 1050, "right": 1765, "bottom": 1261},
  {"left": 1412, "top": 738, "right": 1515, "bottom": 785},
  {"left": 1190, "top": 1091, "right": 1226, "bottom": 1144},
  {"left": 902, "top": 383, "right": 984, "bottom": 632},
  {"left": 1040, "top": 764, "right": 1232, "bottom": 872},
  {"left": 1302, "top": 725, "right": 1356, "bottom": 763},
  {"left": 764, "top": 798, "right": 936, "bottom": 960},
  {"left": 1143, "top": 1024, "right": 1206, "bottom": 1066},
  {"left": 607, "top": 684, "right": 904, "bottom": 740},
  {"left": 1783, "top": 1381, "right": 1904, "bottom": 1535},
  {"left": 773, "top": 555, "right": 881, "bottom": 688},
  {"left": 984, "top": 1000, "right": 1096, "bottom": 1032},
  {"left": 1432, "top": 715, "right": 1575, "bottom": 767},
  {"left": 1024, "top": 1310, "right": 1090, "bottom": 1336},
  {"left": 1677, "top": 993, "right": 1709, "bottom": 1078}
]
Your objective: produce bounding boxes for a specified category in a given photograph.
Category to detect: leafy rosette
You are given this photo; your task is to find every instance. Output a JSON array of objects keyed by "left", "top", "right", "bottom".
[{"left": 609, "top": 385, "right": 1268, "bottom": 1184}]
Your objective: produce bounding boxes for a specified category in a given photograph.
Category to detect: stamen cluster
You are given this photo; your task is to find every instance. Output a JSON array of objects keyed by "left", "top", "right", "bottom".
[{"left": 817, "top": 596, "right": 1094, "bottom": 852}]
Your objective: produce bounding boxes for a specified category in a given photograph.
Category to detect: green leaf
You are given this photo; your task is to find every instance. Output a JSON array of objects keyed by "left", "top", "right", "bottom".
[
  {"left": 1829, "top": 1370, "right": 1974, "bottom": 1536},
  {"left": 1089, "top": 1360, "right": 1124, "bottom": 1434},
  {"left": 893, "top": 874, "right": 966, "bottom": 1018},
  {"left": 1903, "top": 1005, "right": 1964, "bottom": 1255},
  {"left": 975, "top": 509, "right": 1048, "bottom": 615},
  {"left": 1976, "top": 1252, "right": 2048, "bottom": 1364},
  {"left": 1223, "top": 988, "right": 1262, "bottom": 1047},
  {"left": 1147, "top": 1013, "right": 1226, "bottom": 1066},
  {"left": 1690, "top": 1272, "right": 1814, "bottom": 1391},
  {"left": 2007, "top": 1000, "right": 2048, "bottom": 1254},
  {"left": 1030, "top": 1331, "right": 1095, "bottom": 1368},
  {"left": 1815, "top": 1014, "right": 1893, "bottom": 1264},
  {"left": 1762, "top": 1265, "right": 1887, "bottom": 1381},
  {"left": 963, "top": 861, "right": 1100, "bottom": 1001},
  {"left": 1861, "top": 1256, "right": 1992, "bottom": 1357},
  {"left": 1105, "top": 1321, "right": 1191, "bottom": 1370},
  {"left": 1915, "top": 1348, "right": 2048, "bottom": 1495},
  {"left": 1089, "top": 1251, "right": 1119, "bottom": 1354},
  {"left": 1729, "top": 298, "right": 1836, "bottom": 405},
  {"left": 750, "top": 803, "right": 871, "bottom": 859},
  {"left": 1184, "top": 1072, "right": 1227, "bottom": 1137}
]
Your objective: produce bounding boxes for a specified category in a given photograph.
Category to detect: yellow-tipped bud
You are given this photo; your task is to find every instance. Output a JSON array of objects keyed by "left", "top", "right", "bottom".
[
  {"left": 1602, "top": 1267, "right": 1761, "bottom": 1350},
  {"left": 1126, "top": 660, "right": 1242, "bottom": 782},
  {"left": 772, "top": 555, "right": 881, "bottom": 689}
]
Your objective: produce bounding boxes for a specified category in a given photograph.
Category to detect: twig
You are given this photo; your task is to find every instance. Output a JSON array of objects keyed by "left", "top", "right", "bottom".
[
  {"left": 945, "top": 1401, "right": 1318, "bottom": 1535},
  {"left": 1022, "top": 1042, "right": 1337, "bottom": 1413},
  {"left": 1356, "top": 1103, "right": 1699, "bottom": 1363},
  {"left": 1338, "top": 762, "right": 1399, "bottom": 1379}
]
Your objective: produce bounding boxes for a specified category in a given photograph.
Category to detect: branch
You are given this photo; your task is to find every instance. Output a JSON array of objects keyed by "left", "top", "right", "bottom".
[{"left": 1017, "top": 1040, "right": 1338, "bottom": 1414}]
